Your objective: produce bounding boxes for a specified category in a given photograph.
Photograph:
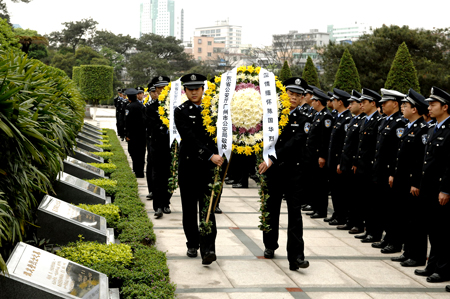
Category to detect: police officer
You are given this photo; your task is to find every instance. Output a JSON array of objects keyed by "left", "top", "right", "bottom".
[
  {"left": 389, "top": 88, "right": 429, "bottom": 267},
  {"left": 147, "top": 76, "right": 173, "bottom": 218},
  {"left": 326, "top": 88, "right": 352, "bottom": 225},
  {"left": 145, "top": 83, "right": 158, "bottom": 200},
  {"left": 114, "top": 88, "right": 123, "bottom": 136},
  {"left": 174, "top": 73, "right": 223, "bottom": 265},
  {"left": 116, "top": 89, "right": 127, "bottom": 140},
  {"left": 124, "top": 88, "right": 146, "bottom": 178},
  {"left": 136, "top": 86, "right": 145, "bottom": 104},
  {"left": 305, "top": 88, "right": 333, "bottom": 218},
  {"left": 353, "top": 88, "right": 382, "bottom": 243},
  {"left": 337, "top": 90, "right": 366, "bottom": 233},
  {"left": 414, "top": 86, "right": 450, "bottom": 283},
  {"left": 370, "top": 89, "right": 407, "bottom": 253},
  {"left": 259, "top": 77, "right": 310, "bottom": 270}
]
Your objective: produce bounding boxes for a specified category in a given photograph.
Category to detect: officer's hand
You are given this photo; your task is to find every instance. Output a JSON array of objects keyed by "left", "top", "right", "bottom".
[
  {"left": 318, "top": 157, "right": 326, "bottom": 168},
  {"left": 410, "top": 186, "right": 420, "bottom": 197},
  {"left": 438, "top": 192, "right": 450, "bottom": 206},
  {"left": 352, "top": 166, "right": 357, "bottom": 174},
  {"left": 126, "top": 137, "right": 130, "bottom": 142},
  {"left": 389, "top": 176, "right": 394, "bottom": 188},
  {"left": 336, "top": 164, "right": 342, "bottom": 174},
  {"left": 258, "top": 160, "right": 272, "bottom": 174},
  {"left": 211, "top": 155, "right": 224, "bottom": 166}
]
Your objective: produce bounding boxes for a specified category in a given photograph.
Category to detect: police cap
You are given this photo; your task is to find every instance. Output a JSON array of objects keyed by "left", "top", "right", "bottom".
[
  {"left": 181, "top": 73, "right": 207, "bottom": 90},
  {"left": 349, "top": 90, "right": 362, "bottom": 102},
  {"left": 402, "top": 88, "right": 428, "bottom": 115},
  {"left": 312, "top": 89, "right": 329, "bottom": 106},
  {"left": 426, "top": 86, "right": 450, "bottom": 105},
  {"left": 360, "top": 88, "right": 381, "bottom": 102},
  {"left": 379, "top": 88, "right": 406, "bottom": 103},
  {"left": 151, "top": 76, "right": 171, "bottom": 87}
]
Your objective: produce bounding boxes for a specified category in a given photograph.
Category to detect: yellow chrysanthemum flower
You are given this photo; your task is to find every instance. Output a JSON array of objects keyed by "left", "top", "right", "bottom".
[
  {"left": 158, "top": 94, "right": 165, "bottom": 102},
  {"left": 162, "top": 118, "right": 169, "bottom": 126},
  {"left": 215, "top": 76, "right": 221, "bottom": 83},
  {"left": 253, "top": 143, "right": 261, "bottom": 153},
  {"left": 255, "top": 66, "right": 261, "bottom": 74},
  {"left": 282, "top": 108, "right": 290, "bottom": 115},
  {"left": 158, "top": 106, "right": 165, "bottom": 116},
  {"left": 207, "top": 126, "right": 216, "bottom": 135},
  {"left": 237, "top": 66, "right": 246, "bottom": 73},
  {"left": 247, "top": 66, "right": 255, "bottom": 73},
  {"left": 201, "top": 109, "right": 210, "bottom": 116},
  {"left": 244, "top": 146, "right": 253, "bottom": 156},
  {"left": 236, "top": 146, "right": 245, "bottom": 154}
]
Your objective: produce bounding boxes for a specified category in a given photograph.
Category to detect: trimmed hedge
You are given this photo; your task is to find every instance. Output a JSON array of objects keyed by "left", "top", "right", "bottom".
[
  {"left": 333, "top": 48, "right": 361, "bottom": 93},
  {"left": 385, "top": 42, "right": 420, "bottom": 94},
  {"left": 303, "top": 56, "right": 321, "bottom": 88},
  {"left": 59, "top": 129, "right": 175, "bottom": 298},
  {"left": 72, "top": 66, "right": 81, "bottom": 87},
  {"left": 278, "top": 61, "right": 292, "bottom": 83},
  {"left": 79, "top": 65, "right": 114, "bottom": 106}
]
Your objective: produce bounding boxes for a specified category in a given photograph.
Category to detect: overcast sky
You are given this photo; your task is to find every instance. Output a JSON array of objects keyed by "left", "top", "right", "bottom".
[{"left": 6, "top": 0, "right": 449, "bottom": 47}]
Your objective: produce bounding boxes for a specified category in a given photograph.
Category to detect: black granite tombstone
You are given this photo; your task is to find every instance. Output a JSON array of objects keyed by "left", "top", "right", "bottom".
[
  {"left": 77, "top": 133, "right": 103, "bottom": 146},
  {"left": 63, "top": 157, "right": 105, "bottom": 179},
  {"left": 53, "top": 172, "right": 110, "bottom": 205},
  {"left": 81, "top": 129, "right": 104, "bottom": 140},
  {"left": 84, "top": 122, "right": 102, "bottom": 131},
  {"left": 75, "top": 139, "right": 104, "bottom": 153},
  {"left": 70, "top": 148, "right": 104, "bottom": 164}
]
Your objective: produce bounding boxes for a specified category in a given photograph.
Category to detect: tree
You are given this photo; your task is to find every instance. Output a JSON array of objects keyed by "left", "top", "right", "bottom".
[
  {"left": 278, "top": 61, "right": 292, "bottom": 83},
  {"left": 384, "top": 42, "right": 420, "bottom": 93},
  {"left": 50, "top": 46, "right": 108, "bottom": 78},
  {"left": 14, "top": 27, "right": 48, "bottom": 60},
  {"left": 321, "top": 25, "right": 450, "bottom": 96},
  {"left": 0, "top": 17, "right": 19, "bottom": 51},
  {"left": 48, "top": 18, "right": 98, "bottom": 53},
  {"left": 332, "top": 48, "right": 361, "bottom": 93},
  {"left": 302, "top": 56, "right": 321, "bottom": 88},
  {"left": 79, "top": 65, "right": 113, "bottom": 106},
  {"left": 94, "top": 30, "right": 136, "bottom": 55}
]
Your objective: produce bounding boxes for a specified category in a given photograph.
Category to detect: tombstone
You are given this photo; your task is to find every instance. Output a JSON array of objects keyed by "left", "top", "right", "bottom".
[
  {"left": 0, "top": 242, "right": 119, "bottom": 299},
  {"left": 81, "top": 129, "right": 104, "bottom": 140},
  {"left": 70, "top": 147, "right": 104, "bottom": 164},
  {"left": 83, "top": 126, "right": 102, "bottom": 136},
  {"left": 64, "top": 157, "right": 106, "bottom": 180},
  {"left": 53, "top": 172, "right": 111, "bottom": 205},
  {"left": 75, "top": 138, "right": 104, "bottom": 153},
  {"left": 37, "top": 195, "right": 113, "bottom": 245},
  {"left": 77, "top": 133, "right": 102, "bottom": 146},
  {"left": 84, "top": 122, "right": 102, "bottom": 131}
]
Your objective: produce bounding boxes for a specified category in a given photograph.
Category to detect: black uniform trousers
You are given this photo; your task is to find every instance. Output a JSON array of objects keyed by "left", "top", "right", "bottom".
[
  {"left": 392, "top": 183, "right": 427, "bottom": 263},
  {"left": 371, "top": 179, "right": 392, "bottom": 241},
  {"left": 343, "top": 171, "right": 363, "bottom": 228},
  {"left": 353, "top": 174, "right": 376, "bottom": 234},
  {"left": 424, "top": 194, "right": 450, "bottom": 277},
  {"left": 178, "top": 162, "right": 216, "bottom": 256},
  {"left": 146, "top": 137, "right": 154, "bottom": 194},
  {"left": 329, "top": 170, "right": 348, "bottom": 222},
  {"left": 128, "top": 138, "right": 146, "bottom": 176},
  {"left": 310, "top": 165, "right": 329, "bottom": 216},
  {"left": 263, "top": 171, "right": 305, "bottom": 263},
  {"left": 151, "top": 145, "right": 172, "bottom": 211},
  {"left": 228, "top": 153, "right": 255, "bottom": 187}
]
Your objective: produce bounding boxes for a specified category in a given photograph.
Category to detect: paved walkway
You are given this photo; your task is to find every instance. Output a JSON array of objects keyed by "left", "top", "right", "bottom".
[{"left": 89, "top": 113, "right": 449, "bottom": 299}]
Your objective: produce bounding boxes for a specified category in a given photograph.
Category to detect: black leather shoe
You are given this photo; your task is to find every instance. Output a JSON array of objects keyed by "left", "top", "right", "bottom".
[
  {"left": 214, "top": 206, "right": 222, "bottom": 214},
  {"left": 391, "top": 254, "right": 408, "bottom": 262},
  {"left": 372, "top": 240, "right": 388, "bottom": 249},
  {"left": 264, "top": 248, "right": 274, "bottom": 259},
  {"left": 414, "top": 269, "right": 433, "bottom": 277},
  {"left": 163, "top": 206, "right": 171, "bottom": 214},
  {"left": 361, "top": 235, "right": 379, "bottom": 243},
  {"left": 225, "top": 179, "right": 234, "bottom": 185},
  {"left": 306, "top": 211, "right": 315, "bottom": 216},
  {"left": 310, "top": 213, "right": 326, "bottom": 219},
  {"left": 146, "top": 192, "right": 153, "bottom": 199},
  {"left": 350, "top": 227, "right": 364, "bottom": 235},
  {"left": 289, "top": 259, "right": 309, "bottom": 271},
  {"left": 445, "top": 285, "right": 450, "bottom": 292},
  {"left": 186, "top": 248, "right": 198, "bottom": 257},
  {"left": 324, "top": 217, "right": 334, "bottom": 222},
  {"left": 302, "top": 205, "right": 313, "bottom": 211},
  {"left": 328, "top": 219, "right": 343, "bottom": 226},
  {"left": 427, "top": 273, "right": 450, "bottom": 283},
  {"left": 381, "top": 244, "right": 401, "bottom": 254},
  {"left": 232, "top": 183, "right": 247, "bottom": 188},
  {"left": 202, "top": 251, "right": 217, "bottom": 265},
  {"left": 301, "top": 204, "right": 308, "bottom": 209},
  {"left": 337, "top": 224, "right": 352, "bottom": 230},
  {"left": 154, "top": 208, "right": 163, "bottom": 218},
  {"left": 400, "top": 259, "right": 425, "bottom": 267}
]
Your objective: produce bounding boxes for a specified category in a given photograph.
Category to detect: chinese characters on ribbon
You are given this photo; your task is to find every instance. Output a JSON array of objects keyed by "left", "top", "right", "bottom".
[
  {"left": 218, "top": 67, "right": 237, "bottom": 160},
  {"left": 169, "top": 79, "right": 182, "bottom": 146}
]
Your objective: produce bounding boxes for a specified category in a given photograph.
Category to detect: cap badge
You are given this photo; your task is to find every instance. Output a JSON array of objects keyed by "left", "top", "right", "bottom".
[
  {"left": 191, "top": 74, "right": 197, "bottom": 80},
  {"left": 431, "top": 87, "right": 434, "bottom": 95},
  {"left": 158, "top": 76, "right": 163, "bottom": 81},
  {"left": 295, "top": 79, "right": 301, "bottom": 85}
]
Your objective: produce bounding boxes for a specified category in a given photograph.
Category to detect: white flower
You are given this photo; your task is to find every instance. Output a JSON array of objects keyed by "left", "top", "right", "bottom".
[{"left": 230, "top": 88, "right": 263, "bottom": 130}]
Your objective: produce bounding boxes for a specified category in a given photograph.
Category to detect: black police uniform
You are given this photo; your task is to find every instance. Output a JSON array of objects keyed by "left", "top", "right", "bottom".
[
  {"left": 264, "top": 109, "right": 309, "bottom": 267},
  {"left": 305, "top": 106, "right": 333, "bottom": 217},
  {"left": 419, "top": 87, "right": 450, "bottom": 280},
  {"left": 117, "top": 97, "right": 127, "bottom": 139},
  {"left": 392, "top": 116, "right": 428, "bottom": 264},
  {"left": 125, "top": 90, "right": 146, "bottom": 177},
  {"left": 355, "top": 108, "right": 382, "bottom": 241},
  {"left": 145, "top": 95, "right": 157, "bottom": 197},
  {"left": 174, "top": 83, "right": 218, "bottom": 260},
  {"left": 372, "top": 109, "right": 406, "bottom": 247},
  {"left": 339, "top": 113, "right": 366, "bottom": 230},
  {"left": 327, "top": 109, "right": 352, "bottom": 223}
]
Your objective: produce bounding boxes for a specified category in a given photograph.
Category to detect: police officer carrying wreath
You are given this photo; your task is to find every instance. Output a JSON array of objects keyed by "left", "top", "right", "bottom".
[{"left": 174, "top": 73, "right": 223, "bottom": 265}]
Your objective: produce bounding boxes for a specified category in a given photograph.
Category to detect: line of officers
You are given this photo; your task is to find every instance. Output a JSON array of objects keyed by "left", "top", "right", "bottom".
[
  {"left": 261, "top": 76, "right": 450, "bottom": 284},
  {"left": 114, "top": 76, "right": 176, "bottom": 219}
]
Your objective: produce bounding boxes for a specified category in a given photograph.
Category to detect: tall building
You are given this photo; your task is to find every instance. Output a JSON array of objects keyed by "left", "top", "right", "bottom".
[
  {"left": 327, "top": 22, "right": 374, "bottom": 43},
  {"left": 194, "top": 20, "right": 242, "bottom": 48},
  {"left": 140, "top": 0, "right": 184, "bottom": 41}
]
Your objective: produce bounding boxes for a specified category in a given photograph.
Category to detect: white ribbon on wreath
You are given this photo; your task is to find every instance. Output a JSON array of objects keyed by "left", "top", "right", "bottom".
[
  {"left": 169, "top": 79, "right": 182, "bottom": 146},
  {"left": 259, "top": 68, "right": 278, "bottom": 165},
  {"left": 217, "top": 67, "right": 237, "bottom": 160}
]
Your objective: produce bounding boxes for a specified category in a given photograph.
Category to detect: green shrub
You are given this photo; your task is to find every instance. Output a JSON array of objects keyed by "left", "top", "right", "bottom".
[
  {"left": 92, "top": 151, "right": 114, "bottom": 159},
  {"left": 333, "top": 48, "right": 362, "bottom": 93},
  {"left": 385, "top": 42, "right": 420, "bottom": 93},
  {"left": 303, "top": 56, "right": 321, "bottom": 88},
  {"left": 278, "top": 61, "right": 292, "bottom": 83},
  {"left": 77, "top": 203, "right": 120, "bottom": 228},
  {"left": 96, "top": 143, "right": 112, "bottom": 150},
  {"left": 84, "top": 178, "right": 117, "bottom": 196},
  {"left": 0, "top": 18, "right": 20, "bottom": 51},
  {"left": 57, "top": 241, "right": 133, "bottom": 266},
  {"left": 87, "top": 162, "right": 117, "bottom": 175},
  {"left": 79, "top": 65, "right": 114, "bottom": 106},
  {"left": 73, "top": 66, "right": 81, "bottom": 87}
]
